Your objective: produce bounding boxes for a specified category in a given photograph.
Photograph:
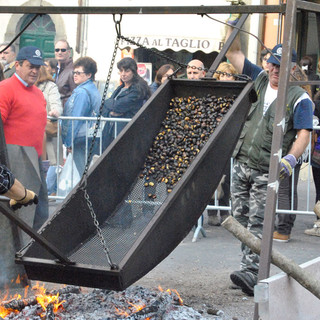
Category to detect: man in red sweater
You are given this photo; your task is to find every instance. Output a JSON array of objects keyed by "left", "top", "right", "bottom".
[{"left": 0, "top": 46, "right": 48, "bottom": 230}]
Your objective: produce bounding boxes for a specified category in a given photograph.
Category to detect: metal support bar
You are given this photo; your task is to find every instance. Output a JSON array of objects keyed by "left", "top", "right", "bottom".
[
  {"left": 297, "top": 0, "right": 320, "bottom": 13},
  {"left": 0, "top": 5, "right": 285, "bottom": 15},
  {"left": 0, "top": 202, "right": 73, "bottom": 265},
  {"left": 206, "top": 14, "right": 249, "bottom": 78},
  {"left": 289, "top": 80, "right": 320, "bottom": 86},
  {"left": 192, "top": 215, "right": 206, "bottom": 243},
  {"left": 254, "top": 1, "right": 298, "bottom": 319}
]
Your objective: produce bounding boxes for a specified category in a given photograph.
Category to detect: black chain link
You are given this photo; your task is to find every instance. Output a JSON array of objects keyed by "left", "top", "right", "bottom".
[{"left": 78, "top": 17, "right": 123, "bottom": 270}]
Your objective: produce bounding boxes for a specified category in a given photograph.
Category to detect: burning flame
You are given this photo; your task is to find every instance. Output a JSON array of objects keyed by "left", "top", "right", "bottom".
[
  {"left": 0, "top": 282, "right": 65, "bottom": 319},
  {"left": 33, "top": 283, "right": 65, "bottom": 314},
  {"left": 115, "top": 300, "right": 146, "bottom": 317},
  {"left": 158, "top": 286, "right": 183, "bottom": 305},
  {"left": 0, "top": 276, "right": 27, "bottom": 319},
  {"left": 114, "top": 286, "right": 183, "bottom": 318}
]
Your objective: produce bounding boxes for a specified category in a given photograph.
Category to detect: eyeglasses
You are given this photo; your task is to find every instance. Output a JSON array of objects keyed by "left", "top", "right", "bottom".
[
  {"left": 55, "top": 48, "right": 67, "bottom": 52},
  {"left": 72, "top": 71, "right": 86, "bottom": 76}
]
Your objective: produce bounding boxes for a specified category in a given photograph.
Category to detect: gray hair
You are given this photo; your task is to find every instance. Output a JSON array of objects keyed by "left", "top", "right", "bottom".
[{"left": 0, "top": 42, "right": 16, "bottom": 53}]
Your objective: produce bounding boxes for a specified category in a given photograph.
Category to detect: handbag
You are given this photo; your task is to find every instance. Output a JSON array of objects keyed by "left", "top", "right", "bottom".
[
  {"left": 46, "top": 119, "right": 58, "bottom": 136},
  {"left": 58, "top": 154, "right": 80, "bottom": 197}
]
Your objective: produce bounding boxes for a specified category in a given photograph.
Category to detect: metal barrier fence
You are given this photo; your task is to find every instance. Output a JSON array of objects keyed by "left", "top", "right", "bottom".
[{"left": 49, "top": 116, "right": 318, "bottom": 217}]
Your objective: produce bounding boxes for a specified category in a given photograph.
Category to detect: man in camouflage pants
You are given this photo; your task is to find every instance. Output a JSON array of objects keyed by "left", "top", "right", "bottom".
[{"left": 225, "top": 23, "right": 313, "bottom": 296}]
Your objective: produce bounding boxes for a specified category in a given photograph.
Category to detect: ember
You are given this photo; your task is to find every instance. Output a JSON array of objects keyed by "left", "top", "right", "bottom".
[{"left": 1, "top": 285, "right": 206, "bottom": 319}]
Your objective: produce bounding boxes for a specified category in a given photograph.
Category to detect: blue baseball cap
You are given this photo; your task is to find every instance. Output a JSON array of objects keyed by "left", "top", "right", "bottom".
[
  {"left": 267, "top": 44, "right": 297, "bottom": 66},
  {"left": 16, "top": 46, "right": 45, "bottom": 66}
]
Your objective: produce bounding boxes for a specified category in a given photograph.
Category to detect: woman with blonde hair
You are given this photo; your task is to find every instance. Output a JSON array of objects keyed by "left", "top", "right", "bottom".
[
  {"left": 208, "top": 62, "right": 236, "bottom": 226},
  {"left": 213, "top": 62, "right": 236, "bottom": 81},
  {"left": 35, "top": 66, "right": 63, "bottom": 197}
]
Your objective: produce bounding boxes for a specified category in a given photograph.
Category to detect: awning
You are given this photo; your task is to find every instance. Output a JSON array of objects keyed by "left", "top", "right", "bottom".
[{"left": 119, "top": 13, "right": 229, "bottom": 53}]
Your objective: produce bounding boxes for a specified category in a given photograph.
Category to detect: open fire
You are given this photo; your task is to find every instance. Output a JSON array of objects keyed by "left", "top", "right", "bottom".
[
  {"left": 0, "top": 282, "right": 70, "bottom": 319},
  {"left": 0, "top": 284, "right": 205, "bottom": 319}
]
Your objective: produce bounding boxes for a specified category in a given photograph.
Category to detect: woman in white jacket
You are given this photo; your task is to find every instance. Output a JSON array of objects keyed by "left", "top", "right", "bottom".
[{"left": 36, "top": 66, "right": 63, "bottom": 197}]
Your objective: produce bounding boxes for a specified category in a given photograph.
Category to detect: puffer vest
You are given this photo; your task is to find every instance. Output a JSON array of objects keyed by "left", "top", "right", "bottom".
[{"left": 233, "top": 71, "right": 305, "bottom": 173}]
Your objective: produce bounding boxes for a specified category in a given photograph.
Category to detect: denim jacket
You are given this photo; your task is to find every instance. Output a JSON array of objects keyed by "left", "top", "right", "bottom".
[{"left": 61, "top": 80, "right": 101, "bottom": 147}]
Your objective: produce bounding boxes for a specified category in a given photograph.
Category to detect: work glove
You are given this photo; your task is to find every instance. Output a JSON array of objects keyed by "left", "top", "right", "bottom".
[
  {"left": 227, "top": 13, "right": 241, "bottom": 26},
  {"left": 279, "top": 154, "right": 297, "bottom": 180},
  {"left": 226, "top": 0, "right": 245, "bottom": 26},
  {"left": 9, "top": 189, "right": 39, "bottom": 211}
]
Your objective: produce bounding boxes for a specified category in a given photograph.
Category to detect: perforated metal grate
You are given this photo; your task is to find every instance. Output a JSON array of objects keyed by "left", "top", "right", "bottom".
[{"left": 69, "top": 178, "right": 168, "bottom": 266}]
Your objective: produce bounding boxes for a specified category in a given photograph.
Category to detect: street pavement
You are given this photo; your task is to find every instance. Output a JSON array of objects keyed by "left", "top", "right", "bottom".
[{"left": 1, "top": 177, "right": 318, "bottom": 320}]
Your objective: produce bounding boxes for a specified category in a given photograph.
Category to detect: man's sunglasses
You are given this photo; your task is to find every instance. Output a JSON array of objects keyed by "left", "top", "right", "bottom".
[{"left": 55, "top": 48, "right": 67, "bottom": 52}]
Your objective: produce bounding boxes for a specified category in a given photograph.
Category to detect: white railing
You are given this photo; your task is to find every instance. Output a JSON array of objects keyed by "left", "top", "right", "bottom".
[{"left": 49, "top": 116, "right": 319, "bottom": 216}]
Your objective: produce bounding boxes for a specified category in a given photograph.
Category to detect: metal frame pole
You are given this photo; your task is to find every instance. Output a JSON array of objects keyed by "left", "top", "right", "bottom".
[
  {"left": 0, "top": 5, "right": 285, "bottom": 15},
  {"left": 254, "top": 1, "right": 298, "bottom": 319},
  {"left": 206, "top": 14, "right": 249, "bottom": 78},
  {"left": 0, "top": 202, "right": 72, "bottom": 264}
]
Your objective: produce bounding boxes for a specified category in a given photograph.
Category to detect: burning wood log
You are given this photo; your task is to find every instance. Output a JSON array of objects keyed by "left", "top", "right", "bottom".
[
  {"left": 48, "top": 285, "right": 81, "bottom": 296},
  {"left": 0, "top": 285, "right": 80, "bottom": 312},
  {"left": 2, "top": 297, "right": 37, "bottom": 312},
  {"left": 222, "top": 216, "right": 320, "bottom": 300}
]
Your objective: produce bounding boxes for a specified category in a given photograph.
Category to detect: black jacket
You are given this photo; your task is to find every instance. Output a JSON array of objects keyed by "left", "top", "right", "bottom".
[{"left": 103, "top": 83, "right": 147, "bottom": 118}]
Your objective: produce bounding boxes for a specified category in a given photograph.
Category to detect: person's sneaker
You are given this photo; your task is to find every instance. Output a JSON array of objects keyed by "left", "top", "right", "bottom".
[
  {"left": 304, "top": 227, "right": 320, "bottom": 236},
  {"left": 304, "top": 221, "right": 320, "bottom": 237},
  {"left": 208, "top": 215, "right": 221, "bottom": 226},
  {"left": 230, "top": 271, "right": 257, "bottom": 296},
  {"left": 273, "top": 231, "right": 290, "bottom": 243},
  {"left": 314, "top": 201, "right": 320, "bottom": 219}
]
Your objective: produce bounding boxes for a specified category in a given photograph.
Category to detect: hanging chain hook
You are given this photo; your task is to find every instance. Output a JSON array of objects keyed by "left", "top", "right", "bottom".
[{"left": 113, "top": 14, "right": 122, "bottom": 37}]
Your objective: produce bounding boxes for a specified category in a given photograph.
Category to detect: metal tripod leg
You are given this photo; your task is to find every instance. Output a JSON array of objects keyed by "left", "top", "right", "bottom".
[{"left": 192, "top": 214, "right": 207, "bottom": 242}]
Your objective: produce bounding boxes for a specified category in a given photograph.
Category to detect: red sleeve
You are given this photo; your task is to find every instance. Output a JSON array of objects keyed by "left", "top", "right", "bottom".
[{"left": 0, "top": 81, "right": 13, "bottom": 123}]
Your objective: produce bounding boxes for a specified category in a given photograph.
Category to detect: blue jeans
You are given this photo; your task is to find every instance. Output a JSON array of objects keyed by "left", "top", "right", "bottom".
[
  {"left": 46, "top": 165, "right": 58, "bottom": 195},
  {"left": 101, "top": 118, "right": 127, "bottom": 151},
  {"left": 73, "top": 137, "right": 100, "bottom": 177}
]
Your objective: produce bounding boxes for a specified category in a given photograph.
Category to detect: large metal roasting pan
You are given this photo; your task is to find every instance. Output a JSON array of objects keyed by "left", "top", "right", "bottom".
[{"left": 16, "top": 79, "right": 256, "bottom": 290}]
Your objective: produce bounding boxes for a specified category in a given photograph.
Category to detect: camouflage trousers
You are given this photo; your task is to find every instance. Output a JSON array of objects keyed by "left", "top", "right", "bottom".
[{"left": 231, "top": 159, "right": 269, "bottom": 275}]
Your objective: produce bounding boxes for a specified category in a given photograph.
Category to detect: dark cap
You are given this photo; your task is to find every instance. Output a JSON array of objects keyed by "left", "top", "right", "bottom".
[
  {"left": 267, "top": 44, "right": 297, "bottom": 66},
  {"left": 16, "top": 46, "right": 45, "bottom": 66}
]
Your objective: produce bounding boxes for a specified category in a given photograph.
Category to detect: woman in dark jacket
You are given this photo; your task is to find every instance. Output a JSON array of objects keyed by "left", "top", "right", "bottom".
[
  {"left": 102, "top": 57, "right": 151, "bottom": 150},
  {"left": 149, "top": 64, "right": 174, "bottom": 94}
]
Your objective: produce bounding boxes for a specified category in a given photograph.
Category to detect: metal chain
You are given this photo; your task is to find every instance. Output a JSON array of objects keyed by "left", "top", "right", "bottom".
[
  {"left": 82, "top": 40, "right": 120, "bottom": 178},
  {"left": 78, "top": 16, "right": 122, "bottom": 270},
  {"left": 83, "top": 187, "right": 118, "bottom": 269}
]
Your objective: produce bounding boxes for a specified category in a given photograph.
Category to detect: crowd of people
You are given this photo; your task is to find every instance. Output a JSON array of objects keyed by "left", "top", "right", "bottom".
[{"left": 0, "top": 22, "right": 320, "bottom": 293}]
